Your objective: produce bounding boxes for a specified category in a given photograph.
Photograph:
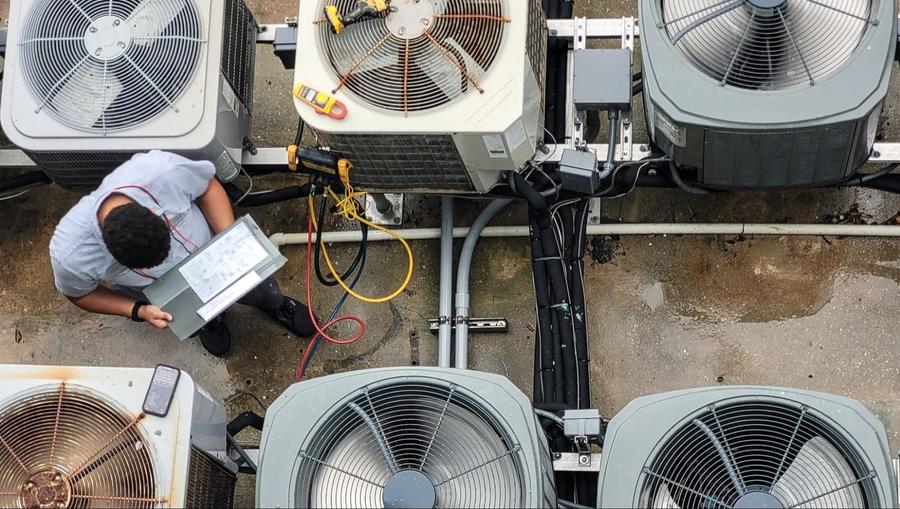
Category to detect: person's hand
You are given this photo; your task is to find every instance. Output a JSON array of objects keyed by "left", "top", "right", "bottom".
[{"left": 139, "top": 305, "right": 173, "bottom": 329}]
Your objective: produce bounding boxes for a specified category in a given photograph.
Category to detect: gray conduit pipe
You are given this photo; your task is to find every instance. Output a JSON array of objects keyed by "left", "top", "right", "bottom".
[
  {"left": 454, "top": 199, "right": 513, "bottom": 370},
  {"left": 270, "top": 223, "right": 900, "bottom": 246},
  {"left": 438, "top": 197, "right": 454, "bottom": 369}
]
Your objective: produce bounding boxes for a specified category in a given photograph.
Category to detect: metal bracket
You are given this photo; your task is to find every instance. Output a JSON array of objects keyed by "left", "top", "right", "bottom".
[
  {"left": 428, "top": 318, "right": 508, "bottom": 335},
  {"left": 553, "top": 452, "right": 602, "bottom": 473},
  {"left": 564, "top": 18, "right": 588, "bottom": 146},
  {"left": 619, "top": 17, "right": 636, "bottom": 163},
  {"left": 364, "top": 193, "right": 403, "bottom": 225}
]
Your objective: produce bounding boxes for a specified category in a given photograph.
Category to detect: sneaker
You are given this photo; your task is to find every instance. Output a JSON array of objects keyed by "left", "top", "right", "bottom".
[
  {"left": 270, "top": 296, "right": 315, "bottom": 337},
  {"left": 197, "top": 316, "right": 232, "bottom": 357}
]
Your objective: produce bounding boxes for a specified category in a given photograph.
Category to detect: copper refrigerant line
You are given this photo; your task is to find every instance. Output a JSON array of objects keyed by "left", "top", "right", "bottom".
[
  {"left": 322, "top": 11, "right": 509, "bottom": 111},
  {"left": 0, "top": 383, "right": 168, "bottom": 506}
]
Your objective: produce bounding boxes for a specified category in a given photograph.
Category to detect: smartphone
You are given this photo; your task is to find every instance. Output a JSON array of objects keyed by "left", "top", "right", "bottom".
[{"left": 142, "top": 364, "right": 181, "bottom": 417}]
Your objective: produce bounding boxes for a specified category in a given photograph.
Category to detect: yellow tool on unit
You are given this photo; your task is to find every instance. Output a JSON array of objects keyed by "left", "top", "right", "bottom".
[
  {"left": 324, "top": 0, "right": 391, "bottom": 34},
  {"left": 292, "top": 83, "right": 348, "bottom": 120}
]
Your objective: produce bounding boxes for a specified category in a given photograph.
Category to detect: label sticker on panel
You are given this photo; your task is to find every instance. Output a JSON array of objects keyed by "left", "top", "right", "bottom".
[{"left": 483, "top": 134, "right": 508, "bottom": 159}]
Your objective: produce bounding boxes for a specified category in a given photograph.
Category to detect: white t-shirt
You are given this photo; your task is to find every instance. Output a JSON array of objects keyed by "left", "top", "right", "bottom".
[{"left": 49, "top": 151, "right": 216, "bottom": 297}]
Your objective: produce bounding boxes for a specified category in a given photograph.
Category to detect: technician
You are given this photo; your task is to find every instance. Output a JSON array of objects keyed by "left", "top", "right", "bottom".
[{"left": 49, "top": 151, "right": 314, "bottom": 356}]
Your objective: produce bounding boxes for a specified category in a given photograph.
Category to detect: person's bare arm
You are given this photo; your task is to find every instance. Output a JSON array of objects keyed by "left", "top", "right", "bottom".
[
  {"left": 196, "top": 179, "right": 235, "bottom": 234},
  {"left": 69, "top": 286, "right": 172, "bottom": 329}
]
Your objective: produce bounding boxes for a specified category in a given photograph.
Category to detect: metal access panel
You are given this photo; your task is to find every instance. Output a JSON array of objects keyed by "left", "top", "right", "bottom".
[
  {"left": 573, "top": 49, "right": 632, "bottom": 110},
  {"left": 143, "top": 215, "right": 286, "bottom": 340}
]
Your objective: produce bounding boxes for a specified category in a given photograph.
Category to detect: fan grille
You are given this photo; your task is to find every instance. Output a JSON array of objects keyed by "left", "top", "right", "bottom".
[
  {"left": 659, "top": 0, "right": 876, "bottom": 90},
  {"left": 316, "top": 0, "right": 507, "bottom": 113},
  {"left": 0, "top": 383, "right": 159, "bottom": 508},
  {"left": 296, "top": 382, "right": 525, "bottom": 508},
  {"left": 639, "top": 398, "right": 881, "bottom": 508},
  {"left": 19, "top": 0, "right": 204, "bottom": 133}
]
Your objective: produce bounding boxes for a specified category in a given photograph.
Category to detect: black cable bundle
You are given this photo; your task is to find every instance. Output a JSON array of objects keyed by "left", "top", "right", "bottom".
[
  {"left": 543, "top": 0, "right": 574, "bottom": 143},
  {"left": 512, "top": 172, "right": 585, "bottom": 410}
]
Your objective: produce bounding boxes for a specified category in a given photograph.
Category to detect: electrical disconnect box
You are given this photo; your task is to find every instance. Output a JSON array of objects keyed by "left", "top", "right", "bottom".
[
  {"left": 559, "top": 148, "right": 600, "bottom": 193},
  {"left": 573, "top": 49, "right": 632, "bottom": 111}
]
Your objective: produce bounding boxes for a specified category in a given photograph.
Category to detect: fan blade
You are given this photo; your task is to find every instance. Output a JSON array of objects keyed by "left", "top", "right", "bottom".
[
  {"left": 652, "top": 484, "right": 682, "bottom": 509},
  {"left": 418, "top": 37, "right": 484, "bottom": 98},
  {"left": 663, "top": 0, "right": 752, "bottom": 66},
  {"left": 770, "top": 436, "right": 864, "bottom": 508},
  {"left": 428, "top": 403, "right": 521, "bottom": 508},
  {"left": 764, "top": 0, "right": 868, "bottom": 88},
  {"left": 127, "top": 0, "right": 189, "bottom": 46},
  {"left": 310, "top": 425, "right": 391, "bottom": 508},
  {"left": 51, "top": 63, "right": 123, "bottom": 130},
  {"left": 330, "top": 23, "right": 396, "bottom": 76}
]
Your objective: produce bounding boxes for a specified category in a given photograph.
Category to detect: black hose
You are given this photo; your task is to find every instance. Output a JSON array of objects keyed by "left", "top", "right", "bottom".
[
  {"left": 570, "top": 202, "right": 591, "bottom": 409},
  {"left": 530, "top": 214, "right": 556, "bottom": 403},
  {"left": 540, "top": 224, "right": 578, "bottom": 407},
  {"left": 604, "top": 110, "right": 619, "bottom": 173},
  {"left": 533, "top": 401, "right": 574, "bottom": 412},
  {"left": 632, "top": 80, "right": 643, "bottom": 96},
  {"left": 226, "top": 184, "right": 313, "bottom": 207},
  {"left": 549, "top": 295, "right": 566, "bottom": 403},
  {"left": 514, "top": 173, "right": 577, "bottom": 407},
  {"left": 314, "top": 194, "right": 368, "bottom": 287},
  {"left": 0, "top": 171, "right": 51, "bottom": 194},
  {"left": 584, "top": 111, "right": 601, "bottom": 144},
  {"left": 859, "top": 173, "right": 900, "bottom": 193},
  {"left": 668, "top": 160, "right": 710, "bottom": 195},
  {"left": 842, "top": 164, "right": 898, "bottom": 188},
  {"left": 512, "top": 172, "right": 549, "bottom": 214}
]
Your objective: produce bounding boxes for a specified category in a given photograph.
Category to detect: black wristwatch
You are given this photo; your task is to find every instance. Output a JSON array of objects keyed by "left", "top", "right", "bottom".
[{"left": 132, "top": 301, "right": 148, "bottom": 322}]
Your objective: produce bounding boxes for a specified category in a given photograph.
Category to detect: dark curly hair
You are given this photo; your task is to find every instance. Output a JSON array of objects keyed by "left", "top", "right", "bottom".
[{"left": 101, "top": 203, "right": 171, "bottom": 269}]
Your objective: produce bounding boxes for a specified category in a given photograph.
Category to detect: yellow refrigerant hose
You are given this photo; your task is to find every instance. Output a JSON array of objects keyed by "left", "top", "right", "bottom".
[{"left": 307, "top": 186, "right": 414, "bottom": 304}]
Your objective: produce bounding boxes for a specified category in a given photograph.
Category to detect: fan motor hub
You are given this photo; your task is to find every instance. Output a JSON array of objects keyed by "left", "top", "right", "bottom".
[
  {"left": 745, "top": 0, "right": 786, "bottom": 10},
  {"left": 83, "top": 16, "right": 132, "bottom": 61},
  {"left": 385, "top": 0, "right": 434, "bottom": 40},
  {"left": 20, "top": 470, "right": 72, "bottom": 509},
  {"left": 383, "top": 469, "right": 437, "bottom": 509},
  {"left": 733, "top": 490, "right": 784, "bottom": 508}
]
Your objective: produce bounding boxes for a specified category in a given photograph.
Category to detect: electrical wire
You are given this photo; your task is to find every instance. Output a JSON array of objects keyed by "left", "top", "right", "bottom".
[
  {"left": 310, "top": 188, "right": 414, "bottom": 304},
  {"left": 857, "top": 163, "right": 898, "bottom": 183},
  {"left": 603, "top": 161, "right": 652, "bottom": 200},
  {"left": 305, "top": 215, "right": 366, "bottom": 345},
  {"left": 235, "top": 168, "right": 254, "bottom": 204},
  {"left": 0, "top": 189, "right": 31, "bottom": 201},
  {"left": 558, "top": 498, "right": 593, "bottom": 509},
  {"left": 535, "top": 127, "right": 560, "bottom": 164},
  {"left": 314, "top": 193, "right": 368, "bottom": 287},
  {"left": 669, "top": 160, "right": 709, "bottom": 194},
  {"left": 298, "top": 218, "right": 368, "bottom": 382},
  {"left": 534, "top": 408, "right": 565, "bottom": 428}
]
